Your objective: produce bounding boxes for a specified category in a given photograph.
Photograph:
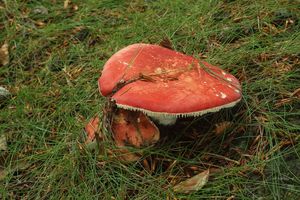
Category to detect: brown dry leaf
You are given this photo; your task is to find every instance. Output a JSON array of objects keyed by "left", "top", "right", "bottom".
[
  {"left": 233, "top": 16, "right": 250, "bottom": 22},
  {"left": 291, "top": 88, "right": 300, "bottom": 98},
  {"left": 272, "top": 60, "right": 293, "bottom": 73},
  {"left": 214, "top": 121, "right": 233, "bottom": 135},
  {"left": 150, "top": 158, "right": 157, "bottom": 173},
  {"left": 0, "top": 42, "right": 9, "bottom": 66},
  {"left": 266, "top": 140, "right": 294, "bottom": 157},
  {"left": 142, "top": 159, "right": 150, "bottom": 172},
  {"left": 159, "top": 37, "right": 173, "bottom": 50},
  {"left": 34, "top": 20, "right": 45, "bottom": 27},
  {"left": 173, "top": 169, "right": 210, "bottom": 194},
  {"left": 198, "top": 52, "right": 207, "bottom": 59},
  {"left": 72, "top": 4, "right": 79, "bottom": 11},
  {"left": 275, "top": 98, "right": 293, "bottom": 107},
  {"left": 275, "top": 88, "right": 300, "bottom": 107},
  {"left": 262, "top": 22, "right": 281, "bottom": 35},
  {"left": 258, "top": 53, "right": 276, "bottom": 62}
]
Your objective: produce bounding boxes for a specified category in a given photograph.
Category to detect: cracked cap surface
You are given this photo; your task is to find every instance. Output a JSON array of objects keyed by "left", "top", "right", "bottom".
[{"left": 98, "top": 43, "right": 242, "bottom": 117}]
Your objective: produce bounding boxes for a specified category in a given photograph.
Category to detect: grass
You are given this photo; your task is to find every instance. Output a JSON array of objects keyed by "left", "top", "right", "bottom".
[{"left": 1, "top": 0, "right": 299, "bottom": 199}]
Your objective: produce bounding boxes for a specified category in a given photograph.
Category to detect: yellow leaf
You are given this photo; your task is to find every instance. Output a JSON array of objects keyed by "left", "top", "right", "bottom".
[
  {"left": 64, "top": 0, "right": 70, "bottom": 9},
  {"left": 0, "top": 134, "right": 7, "bottom": 151},
  {"left": 0, "top": 42, "right": 9, "bottom": 66},
  {"left": 173, "top": 169, "right": 210, "bottom": 193}
]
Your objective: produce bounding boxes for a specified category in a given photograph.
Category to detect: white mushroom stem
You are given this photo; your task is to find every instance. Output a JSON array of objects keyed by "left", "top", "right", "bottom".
[
  {"left": 147, "top": 114, "right": 177, "bottom": 126},
  {"left": 115, "top": 97, "right": 241, "bottom": 126}
]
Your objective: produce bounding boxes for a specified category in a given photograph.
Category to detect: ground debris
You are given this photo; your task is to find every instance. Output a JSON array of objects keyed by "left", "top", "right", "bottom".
[
  {"left": 275, "top": 87, "right": 300, "bottom": 107},
  {"left": 271, "top": 9, "right": 298, "bottom": 29},
  {"left": 0, "top": 86, "right": 11, "bottom": 103},
  {"left": 255, "top": 53, "right": 299, "bottom": 76},
  {"left": 64, "top": 0, "right": 70, "bottom": 9},
  {"left": 159, "top": 37, "right": 173, "bottom": 50},
  {"left": 32, "top": 5, "right": 48, "bottom": 15},
  {"left": 0, "top": 42, "right": 9, "bottom": 66},
  {"left": 0, "top": 134, "right": 7, "bottom": 151},
  {"left": 85, "top": 116, "right": 100, "bottom": 142},
  {"left": 214, "top": 121, "right": 233, "bottom": 135},
  {"left": 63, "top": 0, "right": 78, "bottom": 12},
  {"left": 173, "top": 169, "right": 210, "bottom": 194}
]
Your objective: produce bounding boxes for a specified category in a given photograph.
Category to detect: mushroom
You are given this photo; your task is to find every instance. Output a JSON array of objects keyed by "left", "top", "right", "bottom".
[
  {"left": 98, "top": 43, "right": 242, "bottom": 126},
  {"left": 111, "top": 108, "right": 160, "bottom": 148}
]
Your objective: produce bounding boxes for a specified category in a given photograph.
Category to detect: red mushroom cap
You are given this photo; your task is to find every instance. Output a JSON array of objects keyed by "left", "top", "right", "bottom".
[{"left": 99, "top": 43, "right": 242, "bottom": 118}]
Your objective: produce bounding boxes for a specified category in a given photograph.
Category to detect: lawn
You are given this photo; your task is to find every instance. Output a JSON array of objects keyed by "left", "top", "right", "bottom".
[{"left": 0, "top": 0, "right": 299, "bottom": 199}]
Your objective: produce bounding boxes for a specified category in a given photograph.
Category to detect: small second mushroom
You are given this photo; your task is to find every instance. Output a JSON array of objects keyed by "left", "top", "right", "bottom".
[{"left": 111, "top": 108, "right": 160, "bottom": 148}]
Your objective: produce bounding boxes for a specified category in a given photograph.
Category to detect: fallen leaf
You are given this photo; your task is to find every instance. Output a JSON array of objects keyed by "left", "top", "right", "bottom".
[
  {"left": 275, "top": 98, "right": 293, "bottom": 107},
  {"left": 272, "top": 60, "right": 292, "bottom": 73},
  {"left": 72, "top": 4, "right": 79, "bottom": 11},
  {"left": 159, "top": 37, "right": 173, "bottom": 50},
  {"left": 275, "top": 88, "right": 300, "bottom": 107},
  {"left": 142, "top": 159, "right": 151, "bottom": 171},
  {"left": 214, "top": 121, "right": 233, "bottom": 135},
  {"left": 173, "top": 169, "right": 210, "bottom": 193},
  {"left": 35, "top": 20, "right": 45, "bottom": 27},
  {"left": 233, "top": 16, "right": 250, "bottom": 22},
  {"left": 32, "top": 5, "right": 48, "bottom": 15},
  {"left": 0, "top": 134, "right": 7, "bottom": 151},
  {"left": 291, "top": 88, "right": 300, "bottom": 98},
  {"left": 226, "top": 195, "right": 235, "bottom": 200},
  {"left": 0, "top": 86, "right": 11, "bottom": 102},
  {"left": 0, "top": 42, "right": 9, "bottom": 66},
  {"left": 64, "top": 0, "right": 70, "bottom": 9},
  {"left": 198, "top": 52, "right": 207, "bottom": 59}
]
